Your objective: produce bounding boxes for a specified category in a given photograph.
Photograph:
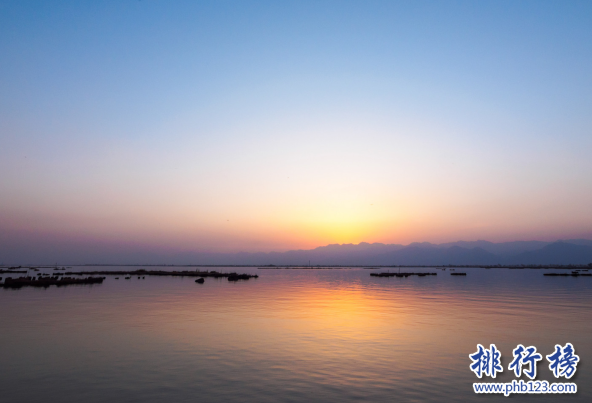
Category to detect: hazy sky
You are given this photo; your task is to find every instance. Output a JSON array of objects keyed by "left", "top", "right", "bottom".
[{"left": 1, "top": 0, "right": 592, "bottom": 259}]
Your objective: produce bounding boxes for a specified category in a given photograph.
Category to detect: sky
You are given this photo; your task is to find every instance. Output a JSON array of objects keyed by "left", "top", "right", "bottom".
[{"left": 1, "top": 0, "right": 592, "bottom": 261}]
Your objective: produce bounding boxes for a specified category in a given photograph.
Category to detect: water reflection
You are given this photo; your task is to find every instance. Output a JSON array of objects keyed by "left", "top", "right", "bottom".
[{"left": 1, "top": 267, "right": 590, "bottom": 402}]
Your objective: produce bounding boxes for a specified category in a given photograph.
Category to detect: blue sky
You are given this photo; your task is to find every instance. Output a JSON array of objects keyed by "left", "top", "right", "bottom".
[{"left": 1, "top": 0, "right": 592, "bottom": 258}]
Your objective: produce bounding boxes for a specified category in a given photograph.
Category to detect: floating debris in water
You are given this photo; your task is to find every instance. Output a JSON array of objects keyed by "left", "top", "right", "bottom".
[
  {"left": 64, "top": 269, "right": 257, "bottom": 280},
  {"left": 371, "top": 272, "right": 437, "bottom": 278},
  {"left": 2, "top": 276, "right": 105, "bottom": 289},
  {"left": 228, "top": 273, "right": 258, "bottom": 281}
]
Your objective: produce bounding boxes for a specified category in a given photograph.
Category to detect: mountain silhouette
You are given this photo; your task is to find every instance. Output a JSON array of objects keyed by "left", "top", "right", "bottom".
[
  {"left": 169, "top": 239, "right": 592, "bottom": 266},
  {"left": 506, "top": 242, "right": 592, "bottom": 265},
  {"left": 5, "top": 239, "right": 592, "bottom": 266}
]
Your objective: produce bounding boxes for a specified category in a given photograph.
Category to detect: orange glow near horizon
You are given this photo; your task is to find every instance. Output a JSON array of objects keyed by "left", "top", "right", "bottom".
[{"left": 3, "top": 202, "right": 592, "bottom": 255}]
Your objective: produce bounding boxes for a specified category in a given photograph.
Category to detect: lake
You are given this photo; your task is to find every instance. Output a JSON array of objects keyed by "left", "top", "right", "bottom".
[{"left": 1, "top": 266, "right": 590, "bottom": 402}]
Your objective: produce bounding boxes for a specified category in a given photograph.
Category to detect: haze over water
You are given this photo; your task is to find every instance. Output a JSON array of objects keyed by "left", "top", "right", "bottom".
[{"left": 1, "top": 267, "right": 590, "bottom": 402}]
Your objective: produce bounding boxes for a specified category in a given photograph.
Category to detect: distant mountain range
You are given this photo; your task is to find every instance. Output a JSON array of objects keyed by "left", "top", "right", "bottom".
[
  {"left": 5, "top": 239, "right": 592, "bottom": 266},
  {"left": 165, "top": 239, "right": 592, "bottom": 266}
]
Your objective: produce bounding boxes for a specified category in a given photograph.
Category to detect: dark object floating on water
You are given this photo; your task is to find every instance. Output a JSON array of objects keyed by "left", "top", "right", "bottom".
[
  {"left": 64, "top": 269, "right": 257, "bottom": 280},
  {"left": 371, "top": 272, "right": 437, "bottom": 278},
  {"left": 115, "top": 277, "right": 119, "bottom": 279},
  {"left": 0, "top": 269, "right": 26, "bottom": 273},
  {"left": 258, "top": 267, "right": 350, "bottom": 270},
  {"left": 450, "top": 273, "right": 467, "bottom": 276},
  {"left": 2, "top": 276, "right": 104, "bottom": 289},
  {"left": 544, "top": 273, "right": 592, "bottom": 277},
  {"left": 195, "top": 278, "right": 205, "bottom": 284},
  {"left": 228, "top": 273, "right": 258, "bottom": 281},
  {"left": 125, "top": 277, "right": 131, "bottom": 280}
]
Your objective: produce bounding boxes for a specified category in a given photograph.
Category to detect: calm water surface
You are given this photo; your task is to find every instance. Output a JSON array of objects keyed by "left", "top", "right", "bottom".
[{"left": 1, "top": 266, "right": 591, "bottom": 402}]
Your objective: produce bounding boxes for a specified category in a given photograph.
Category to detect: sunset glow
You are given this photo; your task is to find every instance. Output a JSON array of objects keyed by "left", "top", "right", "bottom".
[{"left": 1, "top": 1, "right": 591, "bottom": 262}]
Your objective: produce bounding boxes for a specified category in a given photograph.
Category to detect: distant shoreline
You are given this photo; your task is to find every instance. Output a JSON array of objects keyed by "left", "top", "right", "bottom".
[{"left": 2, "top": 264, "right": 591, "bottom": 270}]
